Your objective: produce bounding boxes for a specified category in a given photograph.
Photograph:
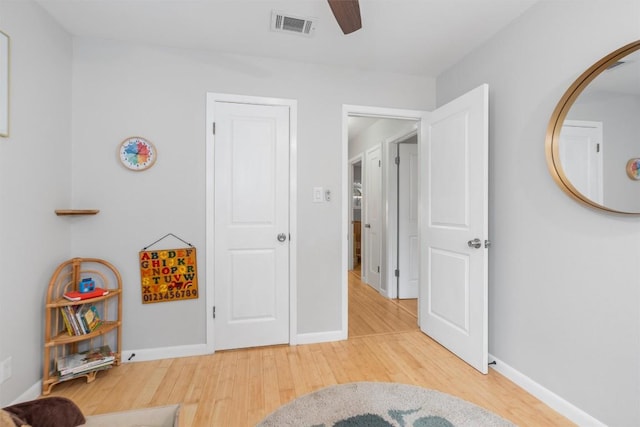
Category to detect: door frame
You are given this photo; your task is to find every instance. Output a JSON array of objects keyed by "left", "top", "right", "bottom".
[
  {"left": 205, "top": 92, "right": 298, "bottom": 353},
  {"left": 341, "top": 105, "right": 427, "bottom": 338}
]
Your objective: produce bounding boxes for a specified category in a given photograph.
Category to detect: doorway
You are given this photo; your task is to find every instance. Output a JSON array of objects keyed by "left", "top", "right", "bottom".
[
  {"left": 348, "top": 157, "right": 362, "bottom": 273},
  {"left": 342, "top": 85, "right": 489, "bottom": 374},
  {"left": 343, "top": 105, "right": 424, "bottom": 338},
  {"left": 348, "top": 118, "right": 419, "bottom": 298},
  {"left": 205, "top": 93, "right": 298, "bottom": 352}
]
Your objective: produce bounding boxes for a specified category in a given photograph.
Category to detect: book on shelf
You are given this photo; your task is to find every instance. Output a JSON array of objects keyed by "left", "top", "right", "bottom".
[
  {"left": 58, "top": 364, "right": 113, "bottom": 381},
  {"left": 56, "top": 345, "right": 115, "bottom": 377},
  {"left": 63, "top": 288, "right": 109, "bottom": 302},
  {"left": 74, "top": 307, "right": 87, "bottom": 334},
  {"left": 59, "top": 306, "right": 75, "bottom": 336},
  {"left": 61, "top": 306, "right": 82, "bottom": 336},
  {"left": 79, "top": 304, "right": 102, "bottom": 332},
  {"left": 59, "top": 304, "right": 103, "bottom": 336}
]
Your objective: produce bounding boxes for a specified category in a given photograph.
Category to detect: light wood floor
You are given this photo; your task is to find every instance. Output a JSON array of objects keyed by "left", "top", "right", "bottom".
[
  {"left": 47, "top": 270, "right": 574, "bottom": 426},
  {"left": 348, "top": 269, "right": 418, "bottom": 338}
]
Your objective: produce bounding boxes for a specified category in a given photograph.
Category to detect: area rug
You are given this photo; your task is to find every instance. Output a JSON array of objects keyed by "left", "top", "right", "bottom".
[{"left": 257, "top": 382, "right": 515, "bottom": 427}]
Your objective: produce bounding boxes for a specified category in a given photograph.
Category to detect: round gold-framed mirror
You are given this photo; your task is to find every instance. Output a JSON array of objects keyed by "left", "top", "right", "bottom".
[{"left": 546, "top": 40, "right": 640, "bottom": 214}]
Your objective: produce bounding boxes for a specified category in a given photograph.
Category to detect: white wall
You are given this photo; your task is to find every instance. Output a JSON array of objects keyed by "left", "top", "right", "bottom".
[
  {"left": 437, "top": 1, "right": 640, "bottom": 425},
  {"left": 0, "top": 1, "right": 72, "bottom": 405},
  {"left": 70, "top": 38, "right": 436, "bottom": 350}
]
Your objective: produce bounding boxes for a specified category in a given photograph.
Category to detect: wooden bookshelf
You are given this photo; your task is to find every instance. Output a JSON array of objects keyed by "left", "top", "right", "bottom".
[{"left": 42, "top": 258, "right": 122, "bottom": 395}]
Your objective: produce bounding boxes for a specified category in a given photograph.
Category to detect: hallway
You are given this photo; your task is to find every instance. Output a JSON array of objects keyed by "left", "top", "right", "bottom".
[{"left": 348, "top": 268, "right": 418, "bottom": 338}]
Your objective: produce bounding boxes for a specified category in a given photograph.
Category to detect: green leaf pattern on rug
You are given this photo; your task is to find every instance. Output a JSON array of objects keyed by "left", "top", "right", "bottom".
[
  {"left": 316, "top": 410, "right": 454, "bottom": 427},
  {"left": 333, "top": 413, "right": 393, "bottom": 426},
  {"left": 412, "top": 416, "right": 454, "bottom": 427},
  {"left": 257, "top": 383, "right": 513, "bottom": 427},
  {"left": 389, "top": 408, "right": 420, "bottom": 426}
]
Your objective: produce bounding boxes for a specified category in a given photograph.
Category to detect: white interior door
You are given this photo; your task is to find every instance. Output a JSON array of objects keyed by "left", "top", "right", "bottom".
[
  {"left": 364, "top": 145, "right": 382, "bottom": 291},
  {"left": 398, "top": 142, "right": 419, "bottom": 299},
  {"left": 419, "top": 84, "right": 489, "bottom": 374},
  {"left": 213, "top": 100, "right": 290, "bottom": 351},
  {"left": 559, "top": 120, "right": 603, "bottom": 204}
]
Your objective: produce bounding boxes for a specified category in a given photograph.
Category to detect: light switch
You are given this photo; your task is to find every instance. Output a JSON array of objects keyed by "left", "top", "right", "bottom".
[{"left": 313, "top": 187, "right": 324, "bottom": 203}]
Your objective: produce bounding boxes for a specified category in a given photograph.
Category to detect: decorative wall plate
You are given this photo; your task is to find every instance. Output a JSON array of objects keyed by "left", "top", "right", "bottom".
[{"left": 119, "top": 136, "right": 156, "bottom": 171}]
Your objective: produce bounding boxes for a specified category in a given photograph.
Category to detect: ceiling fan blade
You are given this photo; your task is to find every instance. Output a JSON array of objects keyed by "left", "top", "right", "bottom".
[{"left": 327, "top": 0, "right": 362, "bottom": 34}]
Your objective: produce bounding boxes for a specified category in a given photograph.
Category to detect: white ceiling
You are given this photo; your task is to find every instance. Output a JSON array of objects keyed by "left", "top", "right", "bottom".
[{"left": 35, "top": 0, "right": 538, "bottom": 77}]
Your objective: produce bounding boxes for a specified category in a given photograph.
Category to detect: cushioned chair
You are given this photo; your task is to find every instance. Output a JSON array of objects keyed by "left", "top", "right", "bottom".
[
  {"left": 1, "top": 397, "right": 85, "bottom": 427},
  {"left": 1, "top": 398, "right": 180, "bottom": 427}
]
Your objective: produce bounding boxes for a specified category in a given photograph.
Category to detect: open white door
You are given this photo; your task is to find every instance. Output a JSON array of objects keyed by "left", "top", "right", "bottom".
[
  {"left": 419, "top": 84, "right": 489, "bottom": 374},
  {"left": 398, "top": 142, "right": 419, "bottom": 299},
  {"left": 363, "top": 144, "right": 382, "bottom": 291}
]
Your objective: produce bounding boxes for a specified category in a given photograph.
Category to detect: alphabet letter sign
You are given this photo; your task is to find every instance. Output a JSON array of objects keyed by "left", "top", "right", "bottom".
[{"left": 139, "top": 248, "right": 199, "bottom": 304}]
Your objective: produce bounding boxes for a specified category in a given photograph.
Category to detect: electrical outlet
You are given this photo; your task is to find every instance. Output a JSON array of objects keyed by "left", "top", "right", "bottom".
[{"left": 0, "top": 357, "right": 12, "bottom": 383}]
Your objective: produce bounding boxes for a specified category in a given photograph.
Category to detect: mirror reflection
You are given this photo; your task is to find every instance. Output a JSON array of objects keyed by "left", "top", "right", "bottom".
[{"left": 547, "top": 41, "right": 640, "bottom": 213}]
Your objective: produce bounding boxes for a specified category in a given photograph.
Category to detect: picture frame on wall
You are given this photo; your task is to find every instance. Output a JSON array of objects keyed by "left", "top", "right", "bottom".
[{"left": 0, "top": 30, "right": 8, "bottom": 137}]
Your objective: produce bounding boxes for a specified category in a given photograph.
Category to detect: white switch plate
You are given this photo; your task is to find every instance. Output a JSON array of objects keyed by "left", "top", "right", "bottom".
[{"left": 313, "top": 187, "right": 324, "bottom": 203}]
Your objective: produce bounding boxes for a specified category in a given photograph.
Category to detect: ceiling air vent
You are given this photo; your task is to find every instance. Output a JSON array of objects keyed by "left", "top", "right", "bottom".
[{"left": 271, "top": 10, "right": 316, "bottom": 37}]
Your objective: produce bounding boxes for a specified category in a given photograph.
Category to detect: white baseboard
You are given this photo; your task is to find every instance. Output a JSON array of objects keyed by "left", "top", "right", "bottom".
[
  {"left": 124, "top": 333, "right": 348, "bottom": 359},
  {"left": 122, "top": 343, "right": 209, "bottom": 363},
  {"left": 295, "top": 330, "right": 346, "bottom": 345},
  {"left": 15, "top": 344, "right": 207, "bottom": 404},
  {"left": 23, "top": 336, "right": 349, "bottom": 404},
  {"left": 489, "top": 354, "right": 605, "bottom": 427}
]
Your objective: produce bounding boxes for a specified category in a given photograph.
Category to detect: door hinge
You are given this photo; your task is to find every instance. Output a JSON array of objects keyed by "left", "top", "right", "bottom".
[
  {"left": 212, "top": 122, "right": 216, "bottom": 135},
  {"left": 377, "top": 266, "right": 380, "bottom": 273},
  {"left": 395, "top": 269, "right": 399, "bottom": 277},
  {"left": 379, "top": 160, "right": 381, "bottom": 167},
  {"left": 212, "top": 306, "right": 216, "bottom": 319},
  {"left": 596, "top": 143, "right": 600, "bottom": 153},
  {"left": 395, "top": 156, "right": 400, "bottom": 165}
]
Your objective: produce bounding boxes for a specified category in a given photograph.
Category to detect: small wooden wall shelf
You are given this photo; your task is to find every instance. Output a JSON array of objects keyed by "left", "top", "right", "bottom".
[{"left": 55, "top": 210, "right": 100, "bottom": 216}]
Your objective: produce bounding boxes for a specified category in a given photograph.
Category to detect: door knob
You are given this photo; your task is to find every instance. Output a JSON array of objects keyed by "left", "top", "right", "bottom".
[
  {"left": 364, "top": 224, "right": 371, "bottom": 228},
  {"left": 277, "top": 233, "right": 287, "bottom": 242},
  {"left": 467, "top": 238, "right": 482, "bottom": 249}
]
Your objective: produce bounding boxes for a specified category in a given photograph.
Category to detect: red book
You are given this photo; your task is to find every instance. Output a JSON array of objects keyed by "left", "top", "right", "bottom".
[{"left": 63, "top": 288, "right": 109, "bottom": 302}]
